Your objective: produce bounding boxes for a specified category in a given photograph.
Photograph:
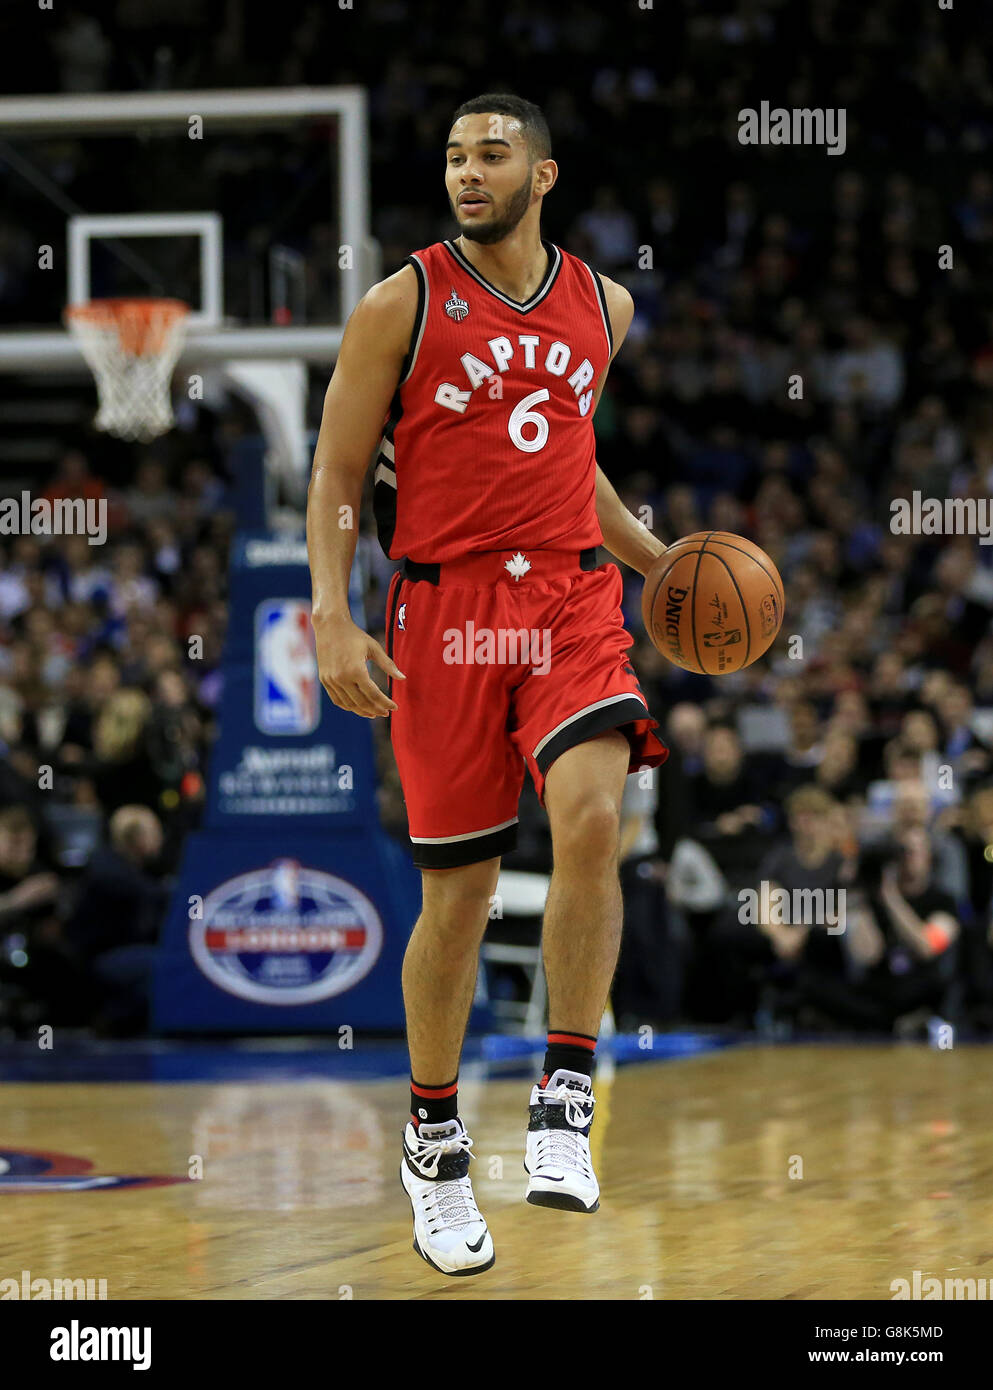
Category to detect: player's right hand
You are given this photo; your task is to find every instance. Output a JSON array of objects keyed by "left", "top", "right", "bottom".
[{"left": 313, "top": 613, "right": 405, "bottom": 719}]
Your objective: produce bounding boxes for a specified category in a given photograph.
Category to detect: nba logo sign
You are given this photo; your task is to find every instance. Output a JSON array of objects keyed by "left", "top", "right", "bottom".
[
  {"left": 190, "top": 858, "right": 384, "bottom": 1004},
  {"left": 255, "top": 599, "right": 319, "bottom": 735}
]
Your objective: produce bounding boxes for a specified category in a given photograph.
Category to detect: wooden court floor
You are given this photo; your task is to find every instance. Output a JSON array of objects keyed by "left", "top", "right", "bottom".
[{"left": 2, "top": 1044, "right": 991, "bottom": 1300}]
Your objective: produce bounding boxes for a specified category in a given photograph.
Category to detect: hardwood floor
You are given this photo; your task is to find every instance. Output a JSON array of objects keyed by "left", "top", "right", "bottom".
[{"left": 1, "top": 1044, "right": 990, "bottom": 1299}]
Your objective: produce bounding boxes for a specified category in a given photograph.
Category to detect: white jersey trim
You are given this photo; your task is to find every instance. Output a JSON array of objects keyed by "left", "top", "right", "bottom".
[
  {"left": 410, "top": 816, "right": 520, "bottom": 845},
  {"left": 532, "top": 693, "right": 647, "bottom": 761}
]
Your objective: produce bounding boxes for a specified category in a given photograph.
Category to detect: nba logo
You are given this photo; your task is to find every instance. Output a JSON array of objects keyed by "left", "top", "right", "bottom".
[
  {"left": 255, "top": 599, "right": 319, "bottom": 735},
  {"left": 398, "top": 602, "right": 406, "bottom": 631},
  {"left": 270, "top": 858, "right": 300, "bottom": 910}
]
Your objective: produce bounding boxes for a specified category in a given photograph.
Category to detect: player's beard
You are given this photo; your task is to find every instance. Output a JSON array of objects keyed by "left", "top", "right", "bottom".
[{"left": 454, "top": 170, "right": 534, "bottom": 245}]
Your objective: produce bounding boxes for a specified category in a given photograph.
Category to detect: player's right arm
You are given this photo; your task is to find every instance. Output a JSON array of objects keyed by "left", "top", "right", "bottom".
[{"left": 307, "top": 266, "right": 418, "bottom": 718}]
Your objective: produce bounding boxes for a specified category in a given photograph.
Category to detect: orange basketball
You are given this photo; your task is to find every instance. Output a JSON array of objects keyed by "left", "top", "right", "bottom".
[{"left": 641, "top": 531, "right": 785, "bottom": 675}]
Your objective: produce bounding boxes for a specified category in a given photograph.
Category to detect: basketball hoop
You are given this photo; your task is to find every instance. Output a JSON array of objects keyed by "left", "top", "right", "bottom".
[{"left": 65, "top": 297, "right": 190, "bottom": 443}]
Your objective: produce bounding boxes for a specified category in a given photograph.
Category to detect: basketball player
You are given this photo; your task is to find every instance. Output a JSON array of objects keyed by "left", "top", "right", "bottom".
[{"left": 307, "top": 94, "right": 668, "bottom": 1276}]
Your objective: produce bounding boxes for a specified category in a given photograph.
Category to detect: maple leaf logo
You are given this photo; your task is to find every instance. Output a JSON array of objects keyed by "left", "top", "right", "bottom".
[{"left": 504, "top": 552, "right": 531, "bottom": 581}]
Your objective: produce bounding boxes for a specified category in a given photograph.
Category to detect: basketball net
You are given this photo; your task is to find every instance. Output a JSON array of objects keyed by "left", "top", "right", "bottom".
[{"left": 65, "top": 297, "right": 190, "bottom": 443}]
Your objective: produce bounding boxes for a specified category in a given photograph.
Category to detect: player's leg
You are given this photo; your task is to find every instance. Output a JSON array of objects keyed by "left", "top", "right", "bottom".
[
  {"left": 403, "top": 857, "right": 500, "bottom": 1102},
  {"left": 510, "top": 560, "right": 667, "bottom": 1214},
  {"left": 517, "top": 730, "right": 629, "bottom": 1214},
  {"left": 389, "top": 571, "right": 521, "bottom": 1275},
  {"left": 541, "top": 729, "right": 630, "bottom": 1035},
  {"left": 400, "top": 857, "right": 500, "bottom": 1276}
]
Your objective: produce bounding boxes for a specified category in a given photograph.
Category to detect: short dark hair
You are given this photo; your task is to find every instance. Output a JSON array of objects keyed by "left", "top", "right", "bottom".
[{"left": 451, "top": 93, "right": 551, "bottom": 162}]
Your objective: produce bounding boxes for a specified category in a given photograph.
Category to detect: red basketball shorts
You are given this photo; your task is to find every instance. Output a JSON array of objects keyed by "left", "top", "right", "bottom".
[{"left": 384, "top": 547, "right": 668, "bottom": 869}]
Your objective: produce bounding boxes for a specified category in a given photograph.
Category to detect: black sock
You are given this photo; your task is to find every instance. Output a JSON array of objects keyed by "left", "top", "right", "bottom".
[
  {"left": 541, "top": 1030, "right": 596, "bottom": 1086},
  {"left": 410, "top": 1075, "right": 458, "bottom": 1127}
]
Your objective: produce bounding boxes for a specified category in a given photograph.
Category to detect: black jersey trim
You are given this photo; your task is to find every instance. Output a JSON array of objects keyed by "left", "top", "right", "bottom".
[
  {"left": 373, "top": 389, "right": 402, "bottom": 558},
  {"left": 399, "top": 255, "right": 429, "bottom": 384},
  {"left": 533, "top": 695, "right": 653, "bottom": 779},
  {"left": 441, "top": 239, "right": 562, "bottom": 313},
  {"left": 384, "top": 568, "right": 404, "bottom": 735},
  {"left": 410, "top": 818, "right": 519, "bottom": 870},
  {"left": 588, "top": 267, "right": 614, "bottom": 357}
]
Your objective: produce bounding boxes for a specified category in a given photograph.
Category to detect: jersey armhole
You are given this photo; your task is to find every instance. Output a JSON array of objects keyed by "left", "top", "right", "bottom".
[
  {"left": 398, "top": 254, "right": 429, "bottom": 386},
  {"left": 583, "top": 264, "right": 614, "bottom": 359}
]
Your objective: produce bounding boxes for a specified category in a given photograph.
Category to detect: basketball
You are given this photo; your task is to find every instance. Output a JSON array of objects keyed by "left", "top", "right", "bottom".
[{"left": 641, "top": 531, "right": 785, "bottom": 675}]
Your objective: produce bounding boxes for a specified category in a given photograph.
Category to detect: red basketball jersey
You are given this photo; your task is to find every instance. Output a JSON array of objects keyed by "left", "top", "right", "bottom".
[{"left": 373, "top": 239, "right": 613, "bottom": 562}]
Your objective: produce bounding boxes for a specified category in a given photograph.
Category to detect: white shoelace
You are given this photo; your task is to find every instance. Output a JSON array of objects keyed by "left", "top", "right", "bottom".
[
  {"left": 533, "top": 1084, "right": 595, "bottom": 1176},
  {"left": 423, "top": 1176, "right": 480, "bottom": 1233},
  {"left": 410, "top": 1130, "right": 480, "bottom": 1233},
  {"left": 536, "top": 1082, "right": 594, "bottom": 1128}
]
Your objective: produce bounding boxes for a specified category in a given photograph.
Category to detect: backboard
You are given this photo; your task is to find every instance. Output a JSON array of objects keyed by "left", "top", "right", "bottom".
[{"left": 0, "top": 87, "right": 375, "bottom": 371}]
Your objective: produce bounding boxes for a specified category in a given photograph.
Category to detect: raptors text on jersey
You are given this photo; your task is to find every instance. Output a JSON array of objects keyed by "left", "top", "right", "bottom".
[{"left": 373, "top": 239, "right": 614, "bottom": 562}]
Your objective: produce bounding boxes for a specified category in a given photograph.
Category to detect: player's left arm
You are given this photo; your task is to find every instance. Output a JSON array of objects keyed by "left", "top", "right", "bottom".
[{"left": 591, "top": 276, "right": 667, "bottom": 577}]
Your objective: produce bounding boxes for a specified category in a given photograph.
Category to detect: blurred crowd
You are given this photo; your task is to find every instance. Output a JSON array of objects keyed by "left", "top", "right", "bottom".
[
  {"left": 2, "top": 0, "right": 993, "bottom": 1035},
  {"left": 0, "top": 446, "right": 233, "bottom": 1034},
  {"left": 356, "top": 0, "right": 993, "bottom": 1038}
]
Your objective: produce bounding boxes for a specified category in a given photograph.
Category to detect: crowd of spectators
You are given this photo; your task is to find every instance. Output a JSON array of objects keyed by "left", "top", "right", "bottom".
[
  {"left": 1, "top": 1, "right": 993, "bottom": 1036},
  {"left": 355, "top": 0, "right": 993, "bottom": 1038},
  {"left": 0, "top": 443, "right": 233, "bottom": 1034}
]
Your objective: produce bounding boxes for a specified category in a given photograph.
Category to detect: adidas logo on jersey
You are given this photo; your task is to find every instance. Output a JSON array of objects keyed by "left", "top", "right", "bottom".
[{"left": 445, "top": 288, "right": 470, "bottom": 321}]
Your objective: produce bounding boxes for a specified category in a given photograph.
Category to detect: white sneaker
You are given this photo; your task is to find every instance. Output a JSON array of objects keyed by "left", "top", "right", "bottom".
[
  {"left": 524, "top": 1068, "right": 599, "bottom": 1213},
  {"left": 400, "top": 1118, "right": 494, "bottom": 1276}
]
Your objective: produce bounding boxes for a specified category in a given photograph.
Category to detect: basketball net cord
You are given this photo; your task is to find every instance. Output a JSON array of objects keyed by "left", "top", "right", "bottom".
[{"left": 65, "top": 298, "right": 190, "bottom": 443}]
